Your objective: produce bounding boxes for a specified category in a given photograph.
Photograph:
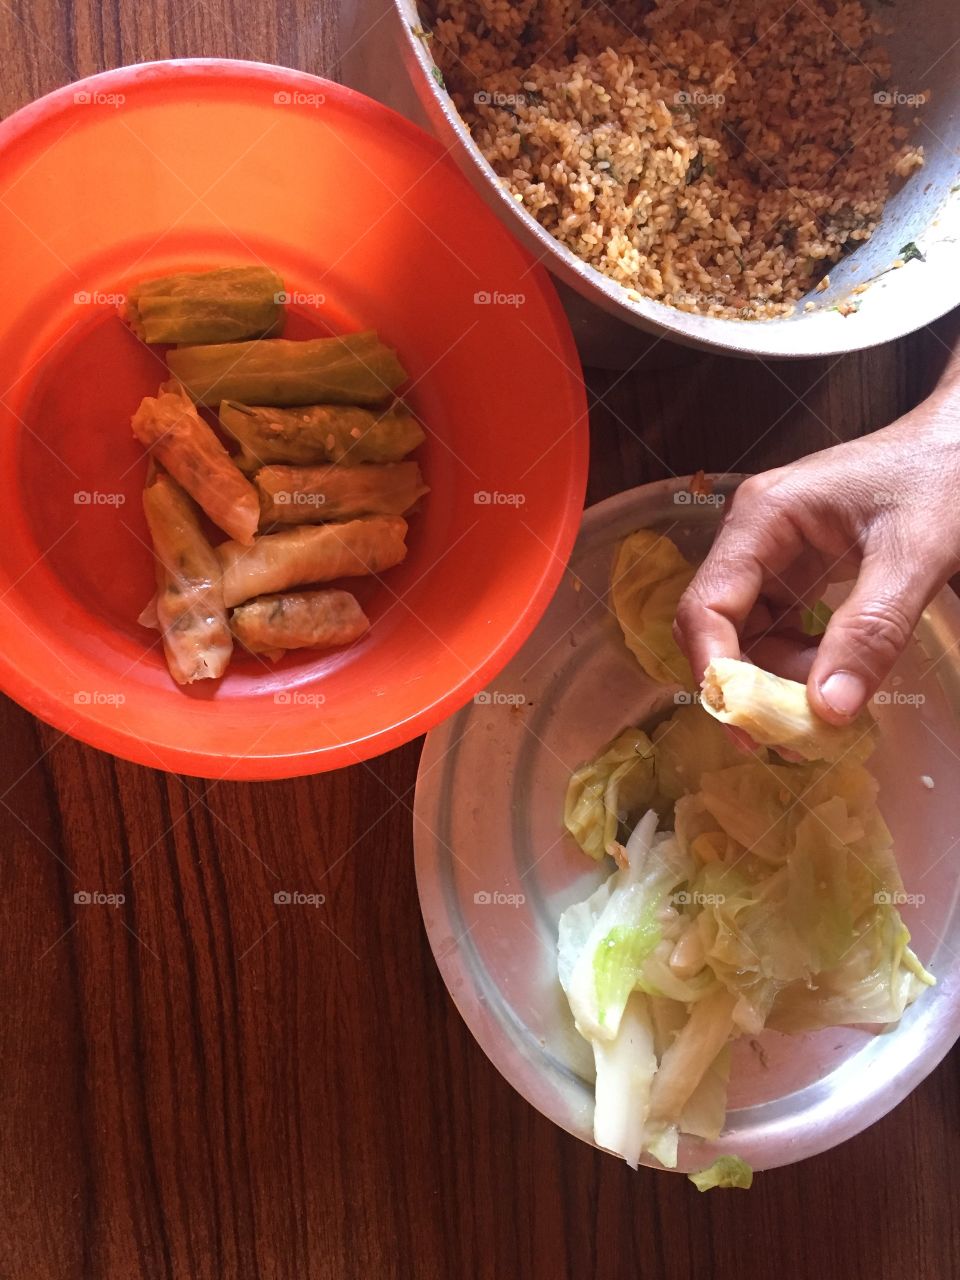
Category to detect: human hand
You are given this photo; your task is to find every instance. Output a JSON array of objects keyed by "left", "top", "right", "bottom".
[{"left": 674, "top": 387, "right": 960, "bottom": 725}]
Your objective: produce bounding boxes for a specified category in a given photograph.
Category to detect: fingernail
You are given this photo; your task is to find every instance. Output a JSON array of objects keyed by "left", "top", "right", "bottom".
[{"left": 820, "top": 671, "right": 868, "bottom": 719}]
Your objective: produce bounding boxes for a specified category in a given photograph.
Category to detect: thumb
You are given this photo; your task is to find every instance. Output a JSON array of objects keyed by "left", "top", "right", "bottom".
[{"left": 808, "top": 537, "right": 942, "bottom": 724}]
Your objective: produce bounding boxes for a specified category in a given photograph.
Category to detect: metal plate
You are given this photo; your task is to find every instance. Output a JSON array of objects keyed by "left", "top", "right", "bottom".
[{"left": 413, "top": 477, "right": 960, "bottom": 1172}]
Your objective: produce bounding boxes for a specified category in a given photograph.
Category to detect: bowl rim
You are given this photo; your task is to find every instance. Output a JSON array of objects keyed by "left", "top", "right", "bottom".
[
  {"left": 0, "top": 57, "right": 589, "bottom": 779},
  {"left": 393, "top": 2, "right": 960, "bottom": 360}
]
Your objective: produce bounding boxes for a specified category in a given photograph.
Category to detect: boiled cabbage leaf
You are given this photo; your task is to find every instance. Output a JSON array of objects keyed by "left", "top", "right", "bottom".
[
  {"left": 688, "top": 1155, "right": 753, "bottom": 1191},
  {"left": 611, "top": 529, "right": 695, "bottom": 688},
  {"left": 564, "top": 728, "right": 658, "bottom": 861}
]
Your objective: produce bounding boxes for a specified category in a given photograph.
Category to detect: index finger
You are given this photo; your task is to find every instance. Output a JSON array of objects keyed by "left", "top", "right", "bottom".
[{"left": 673, "top": 483, "right": 802, "bottom": 683}]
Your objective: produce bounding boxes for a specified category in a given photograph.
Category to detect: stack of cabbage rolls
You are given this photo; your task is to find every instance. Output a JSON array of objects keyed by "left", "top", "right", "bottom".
[{"left": 126, "top": 266, "right": 427, "bottom": 685}]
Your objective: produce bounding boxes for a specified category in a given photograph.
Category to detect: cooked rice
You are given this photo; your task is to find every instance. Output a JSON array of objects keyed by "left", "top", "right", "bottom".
[{"left": 422, "top": 0, "right": 924, "bottom": 319}]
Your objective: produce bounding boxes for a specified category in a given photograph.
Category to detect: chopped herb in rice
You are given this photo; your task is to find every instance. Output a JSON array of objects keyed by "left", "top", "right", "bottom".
[{"left": 423, "top": 0, "right": 924, "bottom": 319}]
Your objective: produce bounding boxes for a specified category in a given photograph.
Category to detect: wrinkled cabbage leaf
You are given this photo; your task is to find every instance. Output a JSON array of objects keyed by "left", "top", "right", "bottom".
[
  {"left": 560, "top": 542, "right": 933, "bottom": 1174},
  {"left": 611, "top": 530, "right": 695, "bottom": 688},
  {"left": 688, "top": 1155, "right": 753, "bottom": 1191},
  {"left": 653, "top": 703, "right": 756, "bottom": 802},
  {"left": 560, "top": 812, "right": 692, "bottom": 1042},
  {"left": 558, "top": 698, "right": 935, "bottom": 1174},
  {"left": 564, "top": 728, "right": 658, "bottom": 860}
]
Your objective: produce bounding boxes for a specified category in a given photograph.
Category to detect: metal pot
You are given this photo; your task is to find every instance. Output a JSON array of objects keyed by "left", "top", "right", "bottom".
[{"left": 342, "top": 0, "right": 960, "bottom": 362}]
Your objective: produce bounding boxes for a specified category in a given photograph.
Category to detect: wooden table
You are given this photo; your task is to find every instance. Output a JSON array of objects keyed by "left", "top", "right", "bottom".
[{"left": 1, "top": 5, "right": 958, "bottom": 1278}]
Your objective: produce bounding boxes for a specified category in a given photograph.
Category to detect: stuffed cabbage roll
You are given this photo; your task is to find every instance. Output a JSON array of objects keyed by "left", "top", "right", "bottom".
[
  {"left": 132, "top": 389, "right": 260, "bottom": 544},
  {"left": 167, "top": 331, "right": 407, "bottom": 407},
  {"left": 256, "top": 461, "right": 428, "bottom": 525},
  {"left": 231, "top": 589, "right": 370, "bottom": 660},
  {"left": 125, "top": 266, "right": 284, "bottom": 344},
  {"left": 217, "top": 516, "right": 408, "bottom": 607},
  {"left": 141, "top": 472, "right": 233, "bottom": 684},
  {"left": 218, "top": 399, "right": 425, "bottom": 470},
  {"left": 701, "top": 658, "right": 877, "bottom": 764}
]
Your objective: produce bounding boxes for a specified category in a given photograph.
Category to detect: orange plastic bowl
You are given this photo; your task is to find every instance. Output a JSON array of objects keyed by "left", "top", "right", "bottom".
[{"left": 0, "top": 60, "right": 587, "bottom": 779}]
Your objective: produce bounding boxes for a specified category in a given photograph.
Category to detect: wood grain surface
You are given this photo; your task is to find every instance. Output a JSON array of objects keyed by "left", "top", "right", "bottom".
[{"left": 0, "top": 3, "right": 958, "bottom": 1278}]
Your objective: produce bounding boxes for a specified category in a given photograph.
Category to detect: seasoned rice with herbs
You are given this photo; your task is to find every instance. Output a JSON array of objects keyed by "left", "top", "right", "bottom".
[{"left": 421, "top": 0, "right": 925, "bottom": 319}]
